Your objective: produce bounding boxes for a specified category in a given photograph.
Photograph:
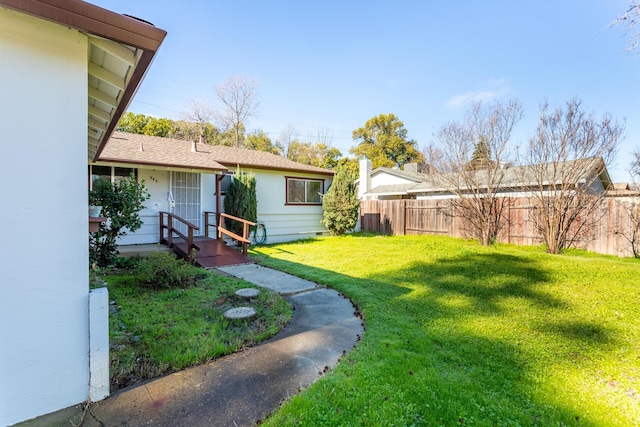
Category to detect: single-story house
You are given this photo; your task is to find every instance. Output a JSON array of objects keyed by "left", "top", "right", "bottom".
[
  {"left": 92, "top": 132, "right": 335, "bottom": 245},
  {"left": 358, "top": 157, "right": 615, "bottom": 200},
  {"left": 0, "top": 0, "right": 165, "bottom": 424}
]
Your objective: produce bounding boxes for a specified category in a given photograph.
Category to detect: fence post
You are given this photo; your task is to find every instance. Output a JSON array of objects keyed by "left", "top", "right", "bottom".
[{"left": 402, "top": 199, "right": 407, "bottom": 235}]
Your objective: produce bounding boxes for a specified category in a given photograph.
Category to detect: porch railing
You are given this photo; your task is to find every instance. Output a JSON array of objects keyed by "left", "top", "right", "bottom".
[
  {"left": 204, "top": 211, "right": 256, "bottom": 256},
  {"left": 159, "top": 211, "right": 200, "bottom": 255}
]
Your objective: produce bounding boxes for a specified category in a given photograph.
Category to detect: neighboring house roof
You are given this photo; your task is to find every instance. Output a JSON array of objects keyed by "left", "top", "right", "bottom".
[
  {"left": 364, "top": 157, "right": 613, "bottom": 197},
  {"left": 607, "top": 182, "right": 640, "bottom": 197},
  {"left": 98, "top": 132, "right": 336, "bottom": 176},
  {"left": 365, "top": 183, "right": 417, "bottom": 196},
  {"left": 371, "top": 167, "right": 427, "bottom": 183},
  {"left": 0, "top": 0, "right": 167, "bottom": 161},
  {"left": 612, "top": 182, "right": 631, "bottom": 191}
]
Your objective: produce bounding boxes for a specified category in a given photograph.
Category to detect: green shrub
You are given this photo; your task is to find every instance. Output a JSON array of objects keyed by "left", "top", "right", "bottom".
[
  {"left": 114, "top": 255, "right": 141, "bottom": 270},
  {"left": 89, "top": 174, "right": 149, "bottom": 268},
  {"left": 133, "top": 252, "right": 201, "bottom": 289},
  {"left": 223, "top": 168, "right": 257, "bottom": 239},
  {"left": 322, "top": 166, "right": 359, "bottom": 235}
]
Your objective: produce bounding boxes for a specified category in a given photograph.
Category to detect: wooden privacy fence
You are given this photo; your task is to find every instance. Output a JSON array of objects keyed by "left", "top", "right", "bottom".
[{"left": 360, "top": 197, "right": 640, "bottom": 257}]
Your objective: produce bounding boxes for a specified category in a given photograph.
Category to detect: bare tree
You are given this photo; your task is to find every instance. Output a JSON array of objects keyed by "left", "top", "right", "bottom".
[
  {"left": 609, "top": 1, "right": 640, "bottom": 53},
  {"left": 631, "top": 150, "right": 640, "bottom": 178},
  {"left": 183, "top": 98, "right": 215, "bottom": 143},
  {"left": 312, "top": 127, "right": 334, "bottom": 145},
  {"left": 215, "top": 76, "right": 260, "bottom": 147},
  {"left": 421, "top": 143, "right": 444, "bottom": 174},
  {"left": 277, "top": 124, "right": 298, "bottom": 158},
  {"left": 518, "top": 98, "right": 625, "bottom": 254},
  {"left": 430, "top": 99, "right": 524, "bottom": 246}
]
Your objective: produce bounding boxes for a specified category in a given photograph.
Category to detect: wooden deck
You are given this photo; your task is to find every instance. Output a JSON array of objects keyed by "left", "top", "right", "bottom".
[{"left": 171, "top": 236, "right": 254, "bottom": 268}]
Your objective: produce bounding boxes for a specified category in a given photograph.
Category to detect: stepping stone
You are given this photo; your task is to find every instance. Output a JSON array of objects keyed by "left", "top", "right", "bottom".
[
  {"left": 223, "top": 307, "right": 256, "bottom": 319},
  {"left": 235, "top": 288, "right": 260, "bottom": 298}
]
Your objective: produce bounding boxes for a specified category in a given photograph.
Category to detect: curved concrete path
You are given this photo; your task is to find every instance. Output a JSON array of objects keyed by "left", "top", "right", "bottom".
[{"left": 19, "top": 265, "right": 362, "bottom": 427}]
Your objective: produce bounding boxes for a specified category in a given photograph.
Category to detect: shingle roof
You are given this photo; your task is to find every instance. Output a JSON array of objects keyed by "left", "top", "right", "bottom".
[
  {"left": 98, "top": 132, "right": 335, "bottom": 176},
  {"left": 371, "top": 167, "right": 426, "bottom": 183},
  {"left": 365, "top": 183, "right": 418, "bottom": 196},
  {"left": 365, "top": 158, "right": 612, "bottom": 197},
  {"left": 98, "top": 132, "right": 227, "bottom": 171}
]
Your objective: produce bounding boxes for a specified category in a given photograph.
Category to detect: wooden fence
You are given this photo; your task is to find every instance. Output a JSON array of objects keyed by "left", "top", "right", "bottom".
[{"left": 360, "top": 196, "right": 640, "bottom": 257}]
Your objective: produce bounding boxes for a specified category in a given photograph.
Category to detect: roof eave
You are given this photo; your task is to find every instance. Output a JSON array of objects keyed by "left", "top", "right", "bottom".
[
  {"left": 0, "top": 0, "right": 167, "bottom": 162},
  {"left": 217, "top": 162, "right": 335, "bottom": 176},
  {"left": 96, "top": 157, "right": 227, "bottom": 173},
  {"left": 363, "top": 191, "right": 409, "bottom": 197}
]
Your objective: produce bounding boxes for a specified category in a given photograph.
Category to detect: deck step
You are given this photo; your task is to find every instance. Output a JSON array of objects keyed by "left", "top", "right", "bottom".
[{"left": 171, "top": 236, "right": 253, "bottom": 267}]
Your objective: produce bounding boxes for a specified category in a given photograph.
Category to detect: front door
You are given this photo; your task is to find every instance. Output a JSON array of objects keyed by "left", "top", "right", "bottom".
[{"left": 170, "top": 171, "right": 201, "bottom": 236}]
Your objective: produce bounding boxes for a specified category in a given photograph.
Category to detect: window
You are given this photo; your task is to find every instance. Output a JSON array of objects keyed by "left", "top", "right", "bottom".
[
  {"left": 286, "top": 177, "right": 324, "bottom": 205},
  {"left": 89, "top": 165, "right": 137, "bottom": 189}
]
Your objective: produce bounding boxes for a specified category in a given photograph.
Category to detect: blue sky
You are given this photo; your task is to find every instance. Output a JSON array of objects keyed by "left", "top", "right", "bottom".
[{"left": 92, "top": 0, "right": 639, "bottom": 181}]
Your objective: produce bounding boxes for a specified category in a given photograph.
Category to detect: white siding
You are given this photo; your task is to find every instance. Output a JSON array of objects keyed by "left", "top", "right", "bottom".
[
  {"left": 0, "top": 9, "right": 90, "bottom": 425},
  {"left": 251, "top": 169, "right": 332, "bottom": 244},
  {"left": 371, "top": 172, "right": 417, "bottom": 188},
  {"left": 198, "top": 169, "right": 332, "bottom": 244},
  {"left": 116, "top": 169, "right": 169, "bottom": 245},
  {"left": 117, "top": 167, "right": 333, "bottom": 247}
]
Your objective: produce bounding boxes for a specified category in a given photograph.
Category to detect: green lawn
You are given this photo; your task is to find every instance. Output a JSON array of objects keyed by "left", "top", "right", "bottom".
[
  {"left": 251, "top": 234, "right": 640, "bottom": 426},
  {"left": 102, "top": 269, "right": 292, "bottom": 390}
]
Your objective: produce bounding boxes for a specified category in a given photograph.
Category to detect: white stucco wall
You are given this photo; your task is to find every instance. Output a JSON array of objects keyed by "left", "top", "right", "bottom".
[{"left": 0, "top": 8, "right": 90, "bottom": 425}]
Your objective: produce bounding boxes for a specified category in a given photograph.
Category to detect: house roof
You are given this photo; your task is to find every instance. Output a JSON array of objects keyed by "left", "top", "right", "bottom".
[
  {"left": 98, "top": 132, "right": 227, "bottom": 172},
  {"left": 371, "top": 167, "right": 427, "bottom": 183},
  {"left": 607, "top": 182, "right": 640, "bottom": 197},
  {"left": 0, "top": 0, "right": 166, "bottom": 161},
  {"left": 364, "top": 183, "right": 417, "bottom": 196},
  {"left": 98, "top": 132, "right": 336, "bottom": 176},
  {"left": 364, "top": 157, "right": 613, "bottom": 197}
]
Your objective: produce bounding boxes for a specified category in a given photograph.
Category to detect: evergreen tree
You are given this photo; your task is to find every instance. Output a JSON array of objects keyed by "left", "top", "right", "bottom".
[
  {"left": 466, "top": 137, "right": 493, "bottom": 170},
  {"left": 223, "top": 169, "right": 257, "bottom": 239},
  {"left": 322, "top": 167, "right": 360, "bottom": 235}
]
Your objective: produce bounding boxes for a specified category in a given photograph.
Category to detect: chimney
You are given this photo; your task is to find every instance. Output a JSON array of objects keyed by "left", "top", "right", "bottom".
[
  {"left": 191, "top": 140, "right": 197, "bottom": 153},
  {"left": 139, "top": 141, "right": 144, "bottom": 151},
  {"left": 404, "top": 163, "right": 418, "bottom": 174},
  {"left": 358, "top": 158, "right": 372, "bottom": 200}
]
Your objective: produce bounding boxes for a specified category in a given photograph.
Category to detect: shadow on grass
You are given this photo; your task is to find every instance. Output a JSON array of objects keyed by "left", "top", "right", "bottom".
[
  {"left": 252, "top": 242, "right": 620, "bottom": 426},
  {"left": 386, "top": 252, "right": 567, "bottom": 315}
]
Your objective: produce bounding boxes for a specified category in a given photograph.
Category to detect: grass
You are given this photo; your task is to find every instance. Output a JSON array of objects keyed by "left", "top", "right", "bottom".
[
  {"left": 98, "top": 266, "right": 293, "bottom": 391},
  {"left": 250, "top": 233, "right": 640, "bottom": 426}
]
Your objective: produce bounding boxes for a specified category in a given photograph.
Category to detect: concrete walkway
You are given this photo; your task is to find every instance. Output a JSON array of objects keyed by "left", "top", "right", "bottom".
[{"left": 18, "top": 265, "right": 362, "bottom": 427}]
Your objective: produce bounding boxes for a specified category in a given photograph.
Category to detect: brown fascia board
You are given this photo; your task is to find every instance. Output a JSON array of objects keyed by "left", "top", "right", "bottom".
[
  {"left": 0, "top": 0, "right": 167, "bottom": 50},
  {"left": 97, "top": 157, "right": 228, "bottom": 173},
  {"left": 0, "top": 0, "right": 167, "bottom": 161},
  {"left": 217, "top": 162, "right": 335, "bottom": 177}
]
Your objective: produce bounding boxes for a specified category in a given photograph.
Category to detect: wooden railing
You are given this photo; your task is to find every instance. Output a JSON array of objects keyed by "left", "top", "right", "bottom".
[
  {"left": 159, "top": 211, "right": 201, "bottom": 255},
  {"left": 204, "top": 211, "right": 217, "bottom": 239},
  {"left": 204, "top": 211, "right": 256, "bottom": 256}
]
